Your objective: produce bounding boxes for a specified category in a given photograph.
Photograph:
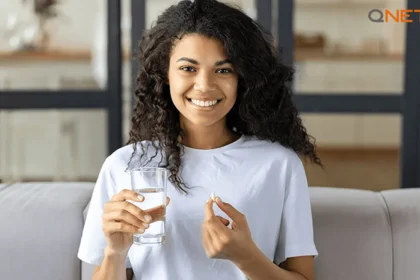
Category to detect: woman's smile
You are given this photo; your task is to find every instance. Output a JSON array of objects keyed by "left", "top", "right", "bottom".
[{"left": 186, "top": 97, "right": 223, "bottom": 110}]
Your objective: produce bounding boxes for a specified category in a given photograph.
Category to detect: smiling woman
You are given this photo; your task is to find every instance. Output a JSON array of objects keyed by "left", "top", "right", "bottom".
[
  {"left": 169, "top": 34, "right": 238, "bottom": 134},
  {"left": 77, "top": 1, "right": 320, "bottom": 280}
]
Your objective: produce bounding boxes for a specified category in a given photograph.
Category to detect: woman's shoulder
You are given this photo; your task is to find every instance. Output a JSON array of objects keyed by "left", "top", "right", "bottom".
[{"left": 242, "top": 135, "right": 302, "bottom": 165}]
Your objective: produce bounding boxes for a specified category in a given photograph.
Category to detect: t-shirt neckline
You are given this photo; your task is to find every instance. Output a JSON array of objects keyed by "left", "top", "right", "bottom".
[{"left": 181, "top": 134, "right": 245, "bottom": 155}]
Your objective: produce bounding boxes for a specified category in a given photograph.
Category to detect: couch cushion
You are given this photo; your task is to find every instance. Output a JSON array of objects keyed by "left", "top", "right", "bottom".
[
  {"left": 381, "top": 189, "right": 420, "bottom": 280},
  {"left": 81, "top": 201, "right": 96, "bottom": 280},
  {"left": 309, "top": 187, "right": 393, "bottom": 280},
  {"left": 0, "top": 182, "right": 94, "bottom": 280},
  {"left": 82, "top": 260, "right": 96, "bottom": 280}
]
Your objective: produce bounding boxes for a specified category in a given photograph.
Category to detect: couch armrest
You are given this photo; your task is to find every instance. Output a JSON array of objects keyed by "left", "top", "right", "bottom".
[
  {"left": 381, "top": 189, "right": 420, "bottom": 280},
  {"left": 0, "top": 182, "right": 94, "bottom": 280}
]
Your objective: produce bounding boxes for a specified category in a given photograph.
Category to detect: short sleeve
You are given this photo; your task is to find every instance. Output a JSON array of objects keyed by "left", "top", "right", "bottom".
[
  {"left": 77, "top": 158, "right": 132, "bottom": 268},
  {"left": 273, "top": 160, "right": 318, "bottom": 265}
]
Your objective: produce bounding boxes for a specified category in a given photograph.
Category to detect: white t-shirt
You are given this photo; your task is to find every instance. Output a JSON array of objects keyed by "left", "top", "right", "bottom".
[{"left": 77, "top": 134, "right": 318, "bottom": 280}]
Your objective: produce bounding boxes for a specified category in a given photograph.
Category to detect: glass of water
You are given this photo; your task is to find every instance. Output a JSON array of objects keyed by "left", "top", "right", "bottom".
[{"left": 130, "top": 167, "right": 168, "bottom": 245}]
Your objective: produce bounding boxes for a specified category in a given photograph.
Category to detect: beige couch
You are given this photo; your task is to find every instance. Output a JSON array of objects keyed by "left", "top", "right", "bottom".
[{"left": 0, "top": 183, "right": 419, "bottom": 280}]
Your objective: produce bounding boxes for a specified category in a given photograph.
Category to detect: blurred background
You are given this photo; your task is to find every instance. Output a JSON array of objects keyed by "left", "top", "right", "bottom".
[{"left": 0, "top": 0, "right": 416, "bottom": 191}]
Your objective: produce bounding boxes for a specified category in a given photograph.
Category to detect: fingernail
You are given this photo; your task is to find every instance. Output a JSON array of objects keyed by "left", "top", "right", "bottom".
[
  {"left": 144, "top": 215, "right": 152, "bottom": 222},
  {"left": 137, "top": 195, "right": 144, "bottom": 201},
  {"left": 143, "top": 223, "right": 149, "bottom": 228},
  {"left": 216, "top": 196, "right": 223, "bottom": 203},
  {"left": 138, "top": 228, "right": 145, "bottom": 233}
]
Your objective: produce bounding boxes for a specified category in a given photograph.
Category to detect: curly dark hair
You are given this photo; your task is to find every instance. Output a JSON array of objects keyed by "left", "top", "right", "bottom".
[{"left": 128, "top": 0, "right": 322, "bottom": 194}]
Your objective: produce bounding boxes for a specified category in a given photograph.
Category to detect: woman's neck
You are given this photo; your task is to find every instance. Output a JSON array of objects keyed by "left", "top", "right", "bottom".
[{"left": 179, "top": 118, "right": 240, "bottom": 150}]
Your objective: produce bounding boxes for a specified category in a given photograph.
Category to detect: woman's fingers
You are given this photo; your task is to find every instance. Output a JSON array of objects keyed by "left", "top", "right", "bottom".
[
  {"left": 101, "top": 189, "right": 173, "bottom": 242},
  {"left": 216, "top": 215, "right": 230, "bottom": 226},
  {"left": 103, "top": 220, "right": 143, "bottom": 234},
  {"left": 105, "top": 201, "right": 153, "bottom": 223},
  {"left": 105, "top": 189, "right": 171, "bottom": 226},
  {"left": 146, "top": 206, "right": 165, "bottom": 222},
  {"left": 110, "top": 189, "right": 144, "bottom": 203},
  {"left": 103, "top": 209, "right": 149, "bottom": 230},
  {"left": 145, "top": 198, "right": 170, "bottom": 222}
]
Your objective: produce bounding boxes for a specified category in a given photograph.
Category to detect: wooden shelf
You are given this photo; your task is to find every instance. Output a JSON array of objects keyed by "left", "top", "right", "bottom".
[
  {"left": 295, "top": 50, "right": 404, "bottom": 62},
  {"left": 0, "top": 50, "right": 91, "bottom": 62},
  {"left": 0, "top": 49, "right": 404, "bottom": 63},
  {"left": 316, "top": 146, "right": 399, "bottom": 153}
]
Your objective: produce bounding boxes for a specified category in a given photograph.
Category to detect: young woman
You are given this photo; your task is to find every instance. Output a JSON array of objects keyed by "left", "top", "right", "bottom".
[{"left": 78, "top": 1, "right": 321, "bottom": 279}]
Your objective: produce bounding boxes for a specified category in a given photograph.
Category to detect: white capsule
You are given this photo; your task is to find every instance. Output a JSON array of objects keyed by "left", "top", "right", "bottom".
[{"left": 211, "top": 192, "right": 216, "bottom": 201}]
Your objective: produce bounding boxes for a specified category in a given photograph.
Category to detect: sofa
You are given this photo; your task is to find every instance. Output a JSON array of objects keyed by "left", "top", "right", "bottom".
[{"left": 0, "top": 182, "right": 419, "bottom": 280}]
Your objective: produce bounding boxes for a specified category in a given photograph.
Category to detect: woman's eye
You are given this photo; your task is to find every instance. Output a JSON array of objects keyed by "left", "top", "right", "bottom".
[
  {"left": 180, "top": 66, "right": 195, "bottom": 72},
  {"left": 217, "top": 68, "right": 233, "bottom": 74}
]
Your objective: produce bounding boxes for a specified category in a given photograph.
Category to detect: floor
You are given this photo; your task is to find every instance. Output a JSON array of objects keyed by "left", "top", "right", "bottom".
[{"left": 304, "top": 147, "right": 400, "bottom": 191}]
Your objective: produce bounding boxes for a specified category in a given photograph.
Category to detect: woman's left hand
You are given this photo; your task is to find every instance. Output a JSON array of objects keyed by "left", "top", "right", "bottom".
[{"left": 201, "top": 196, "right": 259, "bottom": 265}]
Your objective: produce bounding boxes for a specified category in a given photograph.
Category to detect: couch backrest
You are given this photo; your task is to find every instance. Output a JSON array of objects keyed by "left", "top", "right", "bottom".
[
  {"left": 1, "top": 183, "right": 419, "bottom": 280},
  {"left": 310, "top": 187, "right": 420, "bottom": 280}
]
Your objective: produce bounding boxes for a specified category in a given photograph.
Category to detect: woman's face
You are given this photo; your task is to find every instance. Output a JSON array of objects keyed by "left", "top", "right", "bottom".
[{"left": 168, "top": 33, "right": 238, "bottom": 128}]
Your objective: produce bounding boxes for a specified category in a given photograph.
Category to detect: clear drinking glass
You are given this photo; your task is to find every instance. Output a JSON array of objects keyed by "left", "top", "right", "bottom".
[{"left": 130, "top": 167, "right": 168, "bottom": 245}]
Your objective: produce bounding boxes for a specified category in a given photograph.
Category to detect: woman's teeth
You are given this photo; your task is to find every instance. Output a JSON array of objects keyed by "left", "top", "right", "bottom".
[{"left": 189, "top": 99, "right": 219, "bottom": 107}]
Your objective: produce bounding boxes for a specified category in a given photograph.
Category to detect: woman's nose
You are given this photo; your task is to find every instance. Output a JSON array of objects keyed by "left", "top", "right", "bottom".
[{"left": 193, "top": 72, "right": 216, "bottom": 93}]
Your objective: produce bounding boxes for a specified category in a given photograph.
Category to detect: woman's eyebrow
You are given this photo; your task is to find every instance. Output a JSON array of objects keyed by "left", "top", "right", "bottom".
[
  {"left": 215, "top": 59, "right": 232, "bottom": 66},
  {"left": 176, "top": 57, "right": 232, "bottom": 66},
  {"left": 177, "top": 57, "right": 199, "bottom": 65}
]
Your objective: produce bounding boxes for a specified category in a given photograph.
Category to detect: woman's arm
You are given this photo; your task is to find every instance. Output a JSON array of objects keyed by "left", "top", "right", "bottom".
[
  {"left": 91, "top": 247, "right": 132, "bottom": 280},
  {"left": 234, "top": 247, "right": 314, "bottom": 280}
]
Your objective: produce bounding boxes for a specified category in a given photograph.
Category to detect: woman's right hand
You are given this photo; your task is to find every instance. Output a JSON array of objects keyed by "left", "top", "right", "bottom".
[{"left": 102, "top": 189, "right": 170, "bottom": 255}]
